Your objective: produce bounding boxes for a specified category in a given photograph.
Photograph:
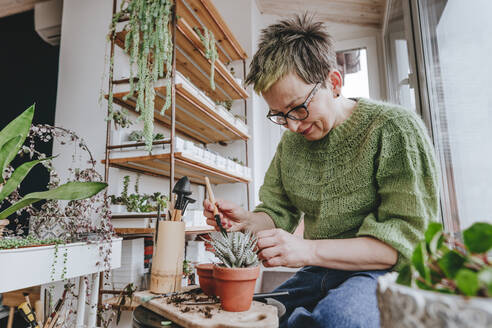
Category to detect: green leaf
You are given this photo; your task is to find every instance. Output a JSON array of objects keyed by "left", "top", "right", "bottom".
[
  {"left": 0, "top": 105, "right": 35, "bottom": 169},
  {"left": 425, "top": 222, "right": 443, "bottom": 244},
  {"left": 0, "top": 181, "right": 107, "bottom": 219},
  {"left": 428, "top": 230, "right": 445, "bottom": 254},
  {"left": 437, "top": 250, "right": 466, "bottom": 278},
  {"left": 415, "top": 279, "right": 433, "bottom": 291},
  {"left": 0, "top": 136, "right": 22, "bottom": 182},
  {"left": 463, "top": 222, "right": 492, "bottom": 253},
  {"left": 412, "top": 242, "right": 431, "bottom": 283},
  {"left": 456, "top": 269, "right": 479, "bottom": 296},
  {"left": 0, "top": 156, "right": 54, "bottom": 202},
  {"left": 396, "top": 264, "right": 412, "bottom": 286}
]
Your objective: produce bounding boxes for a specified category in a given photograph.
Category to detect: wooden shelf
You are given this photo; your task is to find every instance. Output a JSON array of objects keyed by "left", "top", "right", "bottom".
[
  {"left": 114, "top": 18, "right": 248, "bottom": 102},
  {"left": 109, "top": 81, "right": 249, "bottom": 144},
  {"left": 176, "top": 0, "right": 247, "bottom": 63},
  {"left": 114, "top": 226, "right": 214, "bottom": 236},
  {"left": 104, "top": 152, "right": 249, "bottom": 185}
]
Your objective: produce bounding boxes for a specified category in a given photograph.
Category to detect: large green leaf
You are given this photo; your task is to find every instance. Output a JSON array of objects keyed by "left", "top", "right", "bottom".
[
  {"left": 396, "top": 264, "right": 412, "bottom": 286},
  {"left": 456, "top": 269, "right": 479, "bottom": 296},
  {"left": 0, "top": 156, "right": 54, "bottom": 202},
  {"left": 425, "top": 222, "right": 443, "bottom": 244},
  {"left": 437, "top": 250, "right": 466, "bottom": 279},
  {"left": 0, "top": 181, "right": 107, "bottom": 219},
  {"left": 0, "top": 136, "right": 22, "bottom": 183},
  {"left": 0, "top": 105, "right": 34, "bottom": 170},
  {"left": 463, "top": 222, "right": 492, "bottom": 253},
  {"left": 412, "top": 242, "right": 431, "bottom": 283}
]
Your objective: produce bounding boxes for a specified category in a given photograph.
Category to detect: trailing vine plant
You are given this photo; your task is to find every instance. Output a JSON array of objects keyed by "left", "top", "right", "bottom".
[
  {"left": 108, "top": 0, "right": 174, "bottom": 152},
  {"left": 193, "top": 26, "right": 218, "bottom": 90}
]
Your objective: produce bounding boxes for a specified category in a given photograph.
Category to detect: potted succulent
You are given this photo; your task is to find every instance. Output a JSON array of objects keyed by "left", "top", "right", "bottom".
[
  {"left": 377, "top": 222, "right": 492, "bottom": 327},
  {"left": 208, "top": 231, "right": 260, "bottom": 312},
  {"left": 0, "top": 106, "right": 107, "bottom": 239}
]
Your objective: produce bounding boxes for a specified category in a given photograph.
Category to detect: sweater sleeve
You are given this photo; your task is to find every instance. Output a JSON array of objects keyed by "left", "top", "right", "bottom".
[
  {"left": 253, "top": 138, "right": 301, "bottom": 233},
  {"left": 356, "top": 114, "right": 439, "bottom": 271}
]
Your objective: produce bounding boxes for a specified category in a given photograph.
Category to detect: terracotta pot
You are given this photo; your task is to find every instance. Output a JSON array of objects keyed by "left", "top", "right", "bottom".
[
  {"left": 213, "top": 264, "right": 260, "bottom": 312},
  {"left": 196, "top": 263, "right": 215, "bottom": 296}
]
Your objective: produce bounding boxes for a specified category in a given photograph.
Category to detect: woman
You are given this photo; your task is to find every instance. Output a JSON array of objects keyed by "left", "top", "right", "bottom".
[{"left": 203, "top": 14, "right": 439, "bottom": 328}]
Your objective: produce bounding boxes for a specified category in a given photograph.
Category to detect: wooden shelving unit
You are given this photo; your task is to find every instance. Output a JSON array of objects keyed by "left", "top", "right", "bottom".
[
  {"left": 104, "top": 152, "right": 249, "bottom": 185},
  {"left": 109, "top": 81, "right": 250, "bottom": 144},
  {"left": 101, "top": 0, "right": 251, "bottom": 320}
]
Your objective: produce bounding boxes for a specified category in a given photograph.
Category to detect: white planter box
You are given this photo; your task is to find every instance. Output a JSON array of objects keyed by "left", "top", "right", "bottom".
[
  {"left": 234, "top": 118, "right": 249, "bottom": 135},
  {"left": 0, "top": 238, "right": 122, "bottom": 293},
  {"left": 377, "top": 272, "right": 492, "bottom": 328},
  {"left": 215, "top": 156, "right": 227, "bottom": 169},
  {"left": 226, "top": 159, "right": 236, "bottom": 174}
]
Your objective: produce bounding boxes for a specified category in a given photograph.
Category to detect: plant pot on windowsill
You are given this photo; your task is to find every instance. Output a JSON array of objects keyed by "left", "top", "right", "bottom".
[
  {"left": 377, "top": 222, "right": 492, "bottom": 328},
  {"left": 206, "top": 231, "right": 260, "bottom": 312},
  {"left": 377, "top": 272, "right": 492, "bottom": 327}
]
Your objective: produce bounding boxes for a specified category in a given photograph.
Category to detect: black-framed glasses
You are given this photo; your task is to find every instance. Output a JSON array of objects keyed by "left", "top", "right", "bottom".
[{"left": 266, "top": 82, "right": 321, "bottom": 125}]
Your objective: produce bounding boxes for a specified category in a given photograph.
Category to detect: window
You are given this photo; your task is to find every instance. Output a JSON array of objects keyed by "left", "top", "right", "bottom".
[
  {"left": 418, "top": 0, "right": 492, "bottom": 231},
  {"left": 336, "top": 48, "right": 370, "bottom": 99},
  {"left": 383, "top": 0, "right": 417, "bottom": 112}
]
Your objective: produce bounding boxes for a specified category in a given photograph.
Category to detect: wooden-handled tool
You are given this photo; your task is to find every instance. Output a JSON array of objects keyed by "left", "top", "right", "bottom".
[{"left": 204, "top": 177, "right": 227, "bottom": 236}]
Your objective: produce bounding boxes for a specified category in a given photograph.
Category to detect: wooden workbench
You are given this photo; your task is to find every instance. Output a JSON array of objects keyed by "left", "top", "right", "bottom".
[{"left": 134, "top": 289, "right": 278, "bottom": 328}]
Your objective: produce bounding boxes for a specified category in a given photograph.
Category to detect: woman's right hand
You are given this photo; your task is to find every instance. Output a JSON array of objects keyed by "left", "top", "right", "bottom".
[{"left": 203, "top": 199, "right": 248, "bottom": 232}]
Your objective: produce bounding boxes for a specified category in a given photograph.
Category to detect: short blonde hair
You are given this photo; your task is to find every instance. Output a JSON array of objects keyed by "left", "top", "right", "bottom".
[{"left": 245, "top": 13, "right": 337, "bottom": 94}]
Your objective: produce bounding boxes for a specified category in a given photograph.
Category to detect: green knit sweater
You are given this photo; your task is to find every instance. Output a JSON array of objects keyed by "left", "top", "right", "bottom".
[{"left": 253, "top": 98, "right": 439, "bottom": 271}]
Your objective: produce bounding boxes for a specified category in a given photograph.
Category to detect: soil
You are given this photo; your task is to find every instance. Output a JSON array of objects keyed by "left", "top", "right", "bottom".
[{"left": 165, "top": 287, "right": 220, "bottom": 319}]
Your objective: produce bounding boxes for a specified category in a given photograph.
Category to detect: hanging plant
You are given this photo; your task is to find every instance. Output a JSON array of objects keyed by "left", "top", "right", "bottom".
[
  {"left": 108, "top": 0, "right": 173, "bottom": 151},
  {"left": 193, "top": 26, "right": 218, "bottom": 90}
]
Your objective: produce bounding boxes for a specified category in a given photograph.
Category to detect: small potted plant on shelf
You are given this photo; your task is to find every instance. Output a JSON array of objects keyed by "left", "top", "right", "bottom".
[
  {"left": 208, "top": 231, "right": 260, "bottom": 312},
  {"left": 109, "top": 175, "right": 167, "bottom": 221},
  {"left": 377, "top": 222, "right": 492, "bottom": 327},
  {"left": 108, "top": 109, "right": 133, "bottom": 145}
]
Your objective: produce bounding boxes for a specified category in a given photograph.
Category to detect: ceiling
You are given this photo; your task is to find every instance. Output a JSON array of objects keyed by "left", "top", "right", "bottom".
[
  {"left": 256, "top": 0, "right": 386, "bottom": 29},
  {"left": 0, "top": 0, "right": 48, "bottom": 18}
]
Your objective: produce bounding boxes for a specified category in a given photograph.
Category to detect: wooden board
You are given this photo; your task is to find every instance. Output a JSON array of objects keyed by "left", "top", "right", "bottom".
[
  {"left": 109, "top": 82, "right": 249, "bottom": 144},
  {"left": 104, "top": 152, "right": 249, "bottom": 185},
  {"left": 134, "top": 290, "right": 278, "bottom": 328},
  {"left": 176, "top": 0, "right": 248, "bottom": 63},
  {"left": 3, "top": 286, "right": 40, "bottom": 307},
  {"left": 114, "top": 227, "right": 214, "bottom": 236}
]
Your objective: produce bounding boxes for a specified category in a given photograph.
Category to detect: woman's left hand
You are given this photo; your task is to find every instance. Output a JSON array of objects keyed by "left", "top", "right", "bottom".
[{"left": 256, "top": 228, "right": 315, "bottom": 268}]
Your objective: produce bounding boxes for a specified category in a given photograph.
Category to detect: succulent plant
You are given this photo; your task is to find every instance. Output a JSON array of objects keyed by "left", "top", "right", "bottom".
[{"left": 207, "top": 231, "right": 259, "bottom": 268}]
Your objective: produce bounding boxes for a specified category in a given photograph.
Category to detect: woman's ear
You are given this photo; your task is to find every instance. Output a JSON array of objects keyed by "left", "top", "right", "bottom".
[{"left": 326, "top": 70, "right": 343, "bottom": 98}]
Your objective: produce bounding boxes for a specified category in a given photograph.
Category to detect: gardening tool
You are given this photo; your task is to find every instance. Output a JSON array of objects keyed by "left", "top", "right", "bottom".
[
  {"left": 204, "top": 176, "right": 227, "bottom": 236},
  {"left": 171, "top": 176, "right": 192, "bottom": 221},
  {"left": 253, "top": 291, "right": 289, "bottom": 300},
  {"left": 181, "top": 195, "right": 196, "bottom": 215}
]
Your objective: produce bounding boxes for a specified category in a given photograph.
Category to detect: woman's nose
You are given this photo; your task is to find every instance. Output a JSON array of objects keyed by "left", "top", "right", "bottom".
[{"left": 286, "top": 119, "right": 301, "bottom": 133}]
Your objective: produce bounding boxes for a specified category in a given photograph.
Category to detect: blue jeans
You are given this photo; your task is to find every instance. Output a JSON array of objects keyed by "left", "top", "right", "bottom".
[{"left": 272, "top": 266, "right": 388, "bottom": 328}]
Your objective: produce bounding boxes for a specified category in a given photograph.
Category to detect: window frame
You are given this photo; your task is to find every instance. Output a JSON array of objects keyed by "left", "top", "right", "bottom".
[{"left": 382, "top": 0, "right": 461, "bottom": 237}]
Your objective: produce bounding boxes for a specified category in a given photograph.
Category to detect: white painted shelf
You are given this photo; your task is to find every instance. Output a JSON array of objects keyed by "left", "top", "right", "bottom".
[{"left": 0, "top": 238, "right": 122, "bottom": 293}]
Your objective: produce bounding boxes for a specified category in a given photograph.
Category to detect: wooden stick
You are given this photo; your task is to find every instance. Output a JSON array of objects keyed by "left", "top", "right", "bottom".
[{"left": 204, "top": 177, "right": 218, "bottom": 217}]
